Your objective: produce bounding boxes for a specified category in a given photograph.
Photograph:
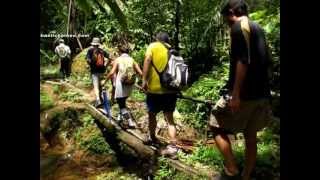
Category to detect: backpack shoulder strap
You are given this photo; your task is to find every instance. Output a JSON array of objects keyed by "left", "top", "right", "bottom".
[
  {"left": 151, "top": 59, "right": 162, "bottom": 75},
  {"left": 240, "top": 18, "right": 251, "bottom": 64}
]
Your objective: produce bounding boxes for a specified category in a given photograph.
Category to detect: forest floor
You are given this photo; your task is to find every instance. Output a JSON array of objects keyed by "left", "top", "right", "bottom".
[
  {"left": 40, "top": 80, "right": 209, "bottom": 180},
  {"left": 40, "top": 56, "right": 279, "bottom": 180}
]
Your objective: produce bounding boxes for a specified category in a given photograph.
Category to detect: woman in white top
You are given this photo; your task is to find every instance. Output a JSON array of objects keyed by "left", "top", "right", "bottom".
[{"left": 106, "top": 45, "right": 143, "bottom": 127}]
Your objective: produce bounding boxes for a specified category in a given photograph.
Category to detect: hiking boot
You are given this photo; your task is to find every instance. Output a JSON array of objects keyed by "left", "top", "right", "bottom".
[
  {"left": 127, "top": 118, "right": 137, "bottom": 129},
  {"left": 160, "top": 144, "right": 179, "bottom": 159},
  {"left": 120, "top": 108, "right": 136, "bottom": 129}
]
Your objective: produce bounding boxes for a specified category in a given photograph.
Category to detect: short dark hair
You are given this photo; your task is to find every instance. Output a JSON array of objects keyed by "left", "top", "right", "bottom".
[
  {"left": 220, "top": 0, "right": 248, "bottom": 17},
  {"left": 118, "top": 45, "right": 129, "bottom": 54},
  {"left": 156, "top": 32, "right": 170, "bottom": 44}
]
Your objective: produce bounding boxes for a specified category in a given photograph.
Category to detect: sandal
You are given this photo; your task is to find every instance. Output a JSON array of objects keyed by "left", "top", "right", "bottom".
[{"left": 224, "top": 166, "right": 239, "bottom": 176}]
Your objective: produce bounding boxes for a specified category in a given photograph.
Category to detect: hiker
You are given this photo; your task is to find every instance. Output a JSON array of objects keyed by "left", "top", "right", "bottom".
[
  {"left": 106, "top": 45, "right": 143, "bottom": 128},
  {"left": 86, "top": 37, "right": 111, "bottom": 107},
  {"left": 208, "top": 1, "right": 273, "bottom": 179},
  {"left": 109, "top": 57, "right": 117, "bottom": 104},
  {"left": 142, "top": 32, "right": 180, "bottom": 155},
  {"left": 55, "top": 39, "right": 71, "bottom": 81}
]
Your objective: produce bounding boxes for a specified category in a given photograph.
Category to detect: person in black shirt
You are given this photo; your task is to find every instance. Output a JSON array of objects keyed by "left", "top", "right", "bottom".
[{"left": 208, "top": 1, "right": 273, "bottom": 179}]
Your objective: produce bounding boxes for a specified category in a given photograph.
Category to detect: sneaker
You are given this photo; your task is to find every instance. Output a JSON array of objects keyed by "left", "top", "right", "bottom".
[
  {"left": 127, "top": 118, "right": 137, "bottom": 129},
  {"left": 160, "top": 144, "right": 179, "bottom": 159}
]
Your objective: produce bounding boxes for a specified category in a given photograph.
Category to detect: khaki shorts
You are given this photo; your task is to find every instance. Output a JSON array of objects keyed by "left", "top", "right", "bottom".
[{"left": 209, "top": 96, "right": 273, "bottom": 134}]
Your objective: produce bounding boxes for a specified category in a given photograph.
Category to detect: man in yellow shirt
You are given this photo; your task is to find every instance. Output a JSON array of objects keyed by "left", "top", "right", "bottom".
[{"left": 142, "top": 32, "right": 178, "bottom": 155}]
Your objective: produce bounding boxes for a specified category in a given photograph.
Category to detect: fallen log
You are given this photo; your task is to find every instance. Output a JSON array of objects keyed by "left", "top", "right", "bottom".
[
  {"left": 84, "top": 103, "right": 155, "bottom": 159},
  {"left": 44, "top": 80, "right": 93, "bottom": 101},
  {"left": 40, "top": 103, "right": 86, "bottom": 133},
  {"left": 167, "top": 159, "right": 220, "bottom": 179},
  {"left": 157, "top": 136, "right": 195, "bottom": 153},
  {"left": 40, "top": 72, "right": 62, "bottom": 81}
]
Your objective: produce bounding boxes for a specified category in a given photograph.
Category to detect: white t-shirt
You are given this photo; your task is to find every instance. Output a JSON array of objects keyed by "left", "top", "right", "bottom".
[{"left": 55, "top": 43, "right": 71, "bottom": 58}]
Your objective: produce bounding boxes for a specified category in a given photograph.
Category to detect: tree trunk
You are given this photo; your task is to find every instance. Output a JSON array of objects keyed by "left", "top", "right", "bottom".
[
  {"left": 67, "top": 0, "right": 72, "bottom": 35},
  {"left": 174, "top": 0, "right": 181, "bottom": 50},
  {"left": 67, "top": 0, "right": 78, "bottom": 57},
  {"left": 76, "top": 35, "right": 83, "bottom": 51},
  {"left": 101, "top": 0, "right": 128, "bottom": 32}
]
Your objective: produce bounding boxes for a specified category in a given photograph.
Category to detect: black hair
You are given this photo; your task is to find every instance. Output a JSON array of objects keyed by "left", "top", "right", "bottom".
[
  {"left": 118, "top": 45, "right": 129, "bottom": 54},
  {"left": 156, "top": 32, "right": 170, "bottom": 44},
  {"left": 220, "top": 0, "right": 248, "bottom": 17}
]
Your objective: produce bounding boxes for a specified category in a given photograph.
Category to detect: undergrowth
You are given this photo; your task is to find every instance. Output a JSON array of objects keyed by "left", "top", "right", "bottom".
[
  {"left": 176, "top": 127, "right": 280, "bottom": 179},
  {"left": 74, "top": 113, "right": 114, "bottom": 155},
  {"left": 177, "top": 62, "right": 229, "bottom": 130},
  {"left": 40, "top": 90, "right": 54, "bottom": 111}
]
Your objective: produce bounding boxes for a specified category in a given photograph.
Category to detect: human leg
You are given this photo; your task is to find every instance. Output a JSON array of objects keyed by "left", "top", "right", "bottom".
[
  {"left": 65, "top": 58, "right": 71, "bottom": 78},
  {"left": 60, "top": 59, "right": 67, "bottom": 79},
  {"left": 145, "top": 94, "right": 161, "bottom": 143},
  {"left": 148, "top": 112, "right": 158, "bottom": 140},
  {"left": 116, "top": 97, "right": 135, "bottom": 127},
  {"left": 162, "top": 93, "right": 178, "bottom": 144},
  {"left": 241, "top": 130, "right": 257, "bottom": 180},
  {"left": 241, "top": 99, "right": 273, "bottom": 180},
  {"left": 212, "top": 127, "right": 239, "bottom": 176},
  {"left": 116, "top": 97, "right": 127, "bottom": 109},
  {"left": 92, "top": 73, "right": 102, "bottom": 105},
  {"left": 111, "top": 85, "right": 115, "bottom": 104},
  {"left": 163, "top": 111, "right": 177, "bottom": 144}
]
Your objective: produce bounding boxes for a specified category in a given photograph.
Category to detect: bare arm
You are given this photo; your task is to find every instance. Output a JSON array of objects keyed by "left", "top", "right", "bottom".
[
  {"left": 134, "top": 62, "right": 143, "bottom": 76},
  {"left": 106, "top": 61, "right": 118, "bottom": 80},
  {"left": 229, "top": 60, "right": 248, "bottom": 112},
  {"left": 105, "top": 59, "right": 112, "bottom": 68},
  {"left": 142, "top": 55, "right": 152, "bottom": 90}
]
